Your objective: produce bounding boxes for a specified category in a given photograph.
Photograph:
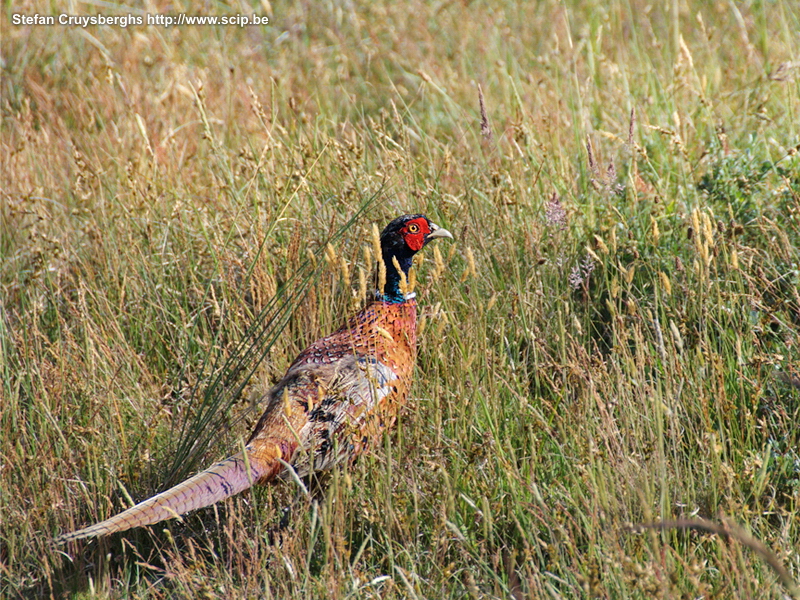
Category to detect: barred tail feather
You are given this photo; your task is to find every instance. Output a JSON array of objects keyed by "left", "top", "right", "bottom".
[{"left": 56, "top": 452, "right": 272, "bottom": 543}]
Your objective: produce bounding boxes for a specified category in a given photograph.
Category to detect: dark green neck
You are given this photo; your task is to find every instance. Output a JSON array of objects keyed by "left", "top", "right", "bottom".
[{"left": 380, "top": 251, "right": 414, "bottom": 303}]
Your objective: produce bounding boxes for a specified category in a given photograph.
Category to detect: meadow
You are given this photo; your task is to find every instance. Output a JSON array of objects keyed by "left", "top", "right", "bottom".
[{"left": 2, "top": 0, "right": 799, "bottom": 597}]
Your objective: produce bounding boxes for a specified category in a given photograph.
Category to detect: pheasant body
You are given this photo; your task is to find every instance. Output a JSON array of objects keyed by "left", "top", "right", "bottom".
[
  {"left": 57, "top": 215, "right": 450, "bottom": 543},
  {"left": 251, "top": 296, "right": 418, "bottom": 478}
]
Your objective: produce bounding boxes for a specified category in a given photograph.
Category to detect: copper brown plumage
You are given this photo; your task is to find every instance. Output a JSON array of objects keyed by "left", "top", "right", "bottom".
[{"left": 56, "top": 214, "right": 452, "bottom": 543}]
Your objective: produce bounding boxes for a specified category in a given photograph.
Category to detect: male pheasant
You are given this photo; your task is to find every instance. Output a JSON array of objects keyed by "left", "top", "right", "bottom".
[{"left": 57, "top": 214, "right": 452, "bottom": 543}]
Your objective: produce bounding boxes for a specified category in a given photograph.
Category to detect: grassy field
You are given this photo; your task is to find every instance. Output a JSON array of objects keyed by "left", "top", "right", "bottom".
[{"left": 2, "top": 0, "right": 800, "bottom": 597}]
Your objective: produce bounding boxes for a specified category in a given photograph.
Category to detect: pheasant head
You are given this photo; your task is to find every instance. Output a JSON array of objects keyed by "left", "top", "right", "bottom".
[{"left": 379, "top": 214, "right": 452, "bottom": 302}]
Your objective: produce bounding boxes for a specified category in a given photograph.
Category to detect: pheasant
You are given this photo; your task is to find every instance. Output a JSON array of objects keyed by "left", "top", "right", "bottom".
[{"left": 57, "top": 214, "right": 452, "bottom": 543}]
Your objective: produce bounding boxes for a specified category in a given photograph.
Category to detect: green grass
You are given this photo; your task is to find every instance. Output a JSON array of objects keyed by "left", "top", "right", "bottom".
[{"left": 2, "top": 0, "right": 800, "bottom": 598}]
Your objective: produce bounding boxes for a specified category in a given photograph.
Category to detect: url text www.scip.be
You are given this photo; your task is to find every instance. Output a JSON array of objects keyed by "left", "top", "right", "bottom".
[{"left": 11, "top": 13, "right": 270, "bottom": 28}]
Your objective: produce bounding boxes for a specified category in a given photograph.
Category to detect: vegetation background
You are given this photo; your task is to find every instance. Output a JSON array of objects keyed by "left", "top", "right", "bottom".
[{"left": 2, "top": 0, "right": 799, "bottom": 598}]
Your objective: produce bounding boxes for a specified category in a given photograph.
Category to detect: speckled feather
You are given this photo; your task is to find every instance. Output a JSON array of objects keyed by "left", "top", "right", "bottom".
[{"left": 56, "top": 215, "right": 451, "bottom": 544}]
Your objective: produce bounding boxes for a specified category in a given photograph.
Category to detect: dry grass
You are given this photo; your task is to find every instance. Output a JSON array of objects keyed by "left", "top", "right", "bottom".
[{"left": 2, "top": 0, "right": 800, "bottom": 598}]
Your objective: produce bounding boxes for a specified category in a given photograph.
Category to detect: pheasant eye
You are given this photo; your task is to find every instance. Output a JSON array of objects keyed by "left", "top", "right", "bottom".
[{"left": 407, "top": 223, "right": 420, "bottom": 233}]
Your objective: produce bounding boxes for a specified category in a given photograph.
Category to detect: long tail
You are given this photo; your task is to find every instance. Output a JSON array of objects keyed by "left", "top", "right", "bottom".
[{"left": 56, "top": 451, "right": 278, "bottom": 543}]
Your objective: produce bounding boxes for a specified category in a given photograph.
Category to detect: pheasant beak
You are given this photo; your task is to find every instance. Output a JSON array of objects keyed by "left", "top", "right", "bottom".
[{"left": 426, "top": 222, "right": 453, "bottom": 242}]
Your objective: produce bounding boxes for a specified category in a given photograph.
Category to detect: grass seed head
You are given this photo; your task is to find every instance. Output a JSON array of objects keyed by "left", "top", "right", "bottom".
[
  {"left": 392, "top": 255, "right": 408, "bottom": 295},
  {"left": 659, "top": 271, "right": 672, "bottom": 295}
]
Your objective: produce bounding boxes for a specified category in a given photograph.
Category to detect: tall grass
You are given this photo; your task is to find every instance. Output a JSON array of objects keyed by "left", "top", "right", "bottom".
[{"left": 2, "top": 0, "right": 799, "bottom": 598}]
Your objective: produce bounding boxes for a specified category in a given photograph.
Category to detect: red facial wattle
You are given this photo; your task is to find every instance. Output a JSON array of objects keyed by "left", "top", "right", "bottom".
[{"left": 402, "top": 218, "right": 431, "bottom": 251}]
